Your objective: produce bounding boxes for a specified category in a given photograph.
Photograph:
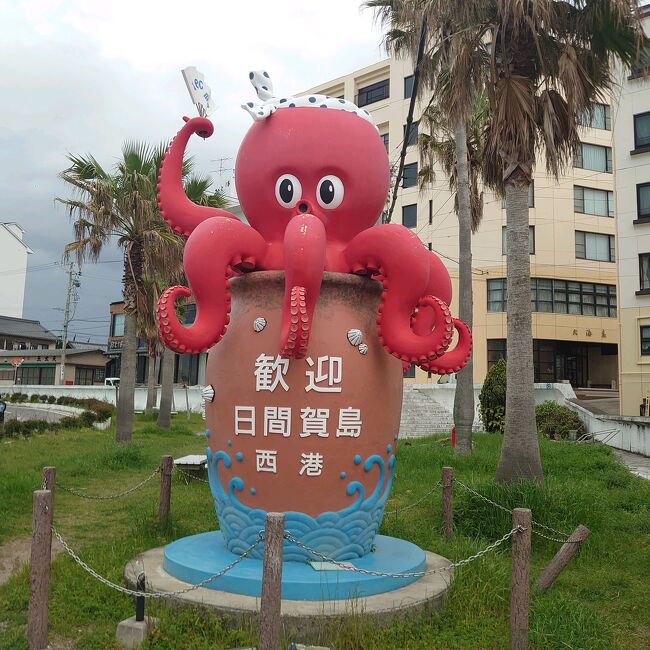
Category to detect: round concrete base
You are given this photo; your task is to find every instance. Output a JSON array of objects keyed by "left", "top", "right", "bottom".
[
  {"left": 125, "top": 546, "right": 453, "bottom": 641},
  {"left": 164, "top": 532, "right": 426, "bottom": 600}
]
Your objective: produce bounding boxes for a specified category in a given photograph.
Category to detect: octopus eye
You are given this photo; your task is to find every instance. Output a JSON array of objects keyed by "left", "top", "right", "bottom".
[
  {"left": 316, "top": 175, "right": 344, "bottom": 210},
  {"left": 275, "top": 174, "right": 302, "bottom": 208}
]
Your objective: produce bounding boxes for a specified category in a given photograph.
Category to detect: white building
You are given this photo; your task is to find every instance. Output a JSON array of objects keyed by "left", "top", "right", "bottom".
[{"left": 0, "top": 222, "right": 33, "bottom": 318}]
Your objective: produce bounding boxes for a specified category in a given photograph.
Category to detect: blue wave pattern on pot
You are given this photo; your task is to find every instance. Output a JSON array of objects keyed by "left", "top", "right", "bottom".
[{"left": 206, "top": 448, "right": 395, "bottom": 562}]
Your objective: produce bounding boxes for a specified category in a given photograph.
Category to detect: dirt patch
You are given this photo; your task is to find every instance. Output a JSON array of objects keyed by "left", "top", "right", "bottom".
[{"left": 0, "top": 536, "right": 63, "bottom": 586}]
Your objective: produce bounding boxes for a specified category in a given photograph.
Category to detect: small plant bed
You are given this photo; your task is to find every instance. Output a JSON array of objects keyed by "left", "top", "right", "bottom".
[
  {"left": 0, "top": 394, "right": 114, "bottom": 439},
  {"left": 1, "top": 419, "right": 649, "bottom": 648},
  {"left": 535, "top": 400, "right": 586, "bottom": 440},
  {"left": 1, "top": 393, "right": 114, "bottom": 420}
]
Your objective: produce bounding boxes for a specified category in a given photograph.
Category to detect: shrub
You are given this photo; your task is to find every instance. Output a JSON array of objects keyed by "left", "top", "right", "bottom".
[
  {"left": 47, "top": 396, "right": 56, "bottom": 404},
  {"left": 479, "top": 358, "right": 507, "bottom": 433},
  {"left": 29, "top": 394, "right": 40, "bottom": 403},
  {"left": 535, "top": 401, "right": 586, "bottom": 440},
  {"left": 79, "top": 410, "right": 97, "bottom": 427},
  {"left": 1, "top": 418, "right": 52, "bottom": 438},
  {"left": 39, "top": 394, "right": 48, "bottom": 403}
]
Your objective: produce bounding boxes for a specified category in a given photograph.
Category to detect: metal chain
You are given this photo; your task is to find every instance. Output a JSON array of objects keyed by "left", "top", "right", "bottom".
[
  {"left": 55, "top": 467, "right": 160, "bottom": 500},
  {"left": 52, "top": 526, "right": 264, "bottom": 598},
  {"left": 283, "top": 527, "right": 523, "bottom": 579},
  {"left": 454, "top": 479, "right": 575, "bottom": 543},
  {"left": 174, "top": 466, "right": 210, "bottom": 484},
  {"left": 384, "top": 481, "right": 441, "bottom": 515}
]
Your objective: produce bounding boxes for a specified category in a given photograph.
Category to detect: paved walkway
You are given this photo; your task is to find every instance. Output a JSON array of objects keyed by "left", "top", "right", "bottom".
[{"left": 613, "top": 449, "right": 650, "bottom": 480}]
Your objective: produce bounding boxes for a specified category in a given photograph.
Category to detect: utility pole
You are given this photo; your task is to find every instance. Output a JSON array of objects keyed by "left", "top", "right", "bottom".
[{"left": 59, "top": 263, "right": 80, "bottom": 385}]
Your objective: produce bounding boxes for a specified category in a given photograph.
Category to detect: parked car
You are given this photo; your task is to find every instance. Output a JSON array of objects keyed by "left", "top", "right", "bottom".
[{"left": 104, "top": 378, "right": 120, "bottom": 387}]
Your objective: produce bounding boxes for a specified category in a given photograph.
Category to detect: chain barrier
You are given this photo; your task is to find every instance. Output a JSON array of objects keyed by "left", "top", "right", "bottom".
[
  {"left": 283, "top": 527, "right": 523, "bottom": 579},
  {"left": 384, "top": 481, "right": 441, "bottom": 515},
  {"left": 53, "top": 467, "right": 160, "bottom": 500},
  {"left": 52, "top": 526, "right": 264, "bottom": 598},
  {"left": 454, "top": 479, "right": 578, "bottom": 544},
  {"left": 174, "top": 466, "right": 210, "bottom": 484}
]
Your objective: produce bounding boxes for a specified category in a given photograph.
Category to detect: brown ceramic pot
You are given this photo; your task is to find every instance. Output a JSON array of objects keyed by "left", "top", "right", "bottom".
[{"left": 205, "top": 271, "right": 403, "bottom": 560}]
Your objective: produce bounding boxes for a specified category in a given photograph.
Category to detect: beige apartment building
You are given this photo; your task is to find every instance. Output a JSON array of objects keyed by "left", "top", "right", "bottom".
[
  {"left": 615, "top": 10, "right": 650, "bottom": 416},
  {"left": 305, "top": 57, "right": 619, "bottom": 388}
]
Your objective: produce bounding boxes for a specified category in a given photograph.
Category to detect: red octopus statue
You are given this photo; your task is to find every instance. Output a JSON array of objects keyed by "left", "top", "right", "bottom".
[{"left": 156, "top": 80, "right": 471, "bottom": 375}]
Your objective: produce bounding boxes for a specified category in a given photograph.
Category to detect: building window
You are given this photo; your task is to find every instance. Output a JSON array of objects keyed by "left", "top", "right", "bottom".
[
  {"left": 75, "top": 366, "right": 103, "bottom": 385},
  {"left": 111, "top": 313, "right": 125, "bottom": 337},
  {"left": 404, "top": 75, "right": 414, "bottom": 99},
  {"left": 637, "top": 183, "right": 650, "bottom": 220},
  {"left": 502, "top": 226, "right": 535, "bottom": 255},
  {"left": 531, "top": 278, "right": 554, "bottom": 312},
  {"left": 402, "top": 163, "right": 418, "bottom": 188},
  {"left": 487, "top": 339, "right": 507, "bottom": 368},
  {"left": 403, "top": 364, "right": 415, "bottom": 378},
  {"left": 404, "top": 121, "right": 419, "bottom": 147},
  {"left": 16, "top": 366, "right": 55, "bottom": 385},
  {"left": 174, "top": 353, "right": 199, "bottom": 385},
  {"left": 575, "top": 231, "right": 615, "bottom": 262},
  {"left": 380, "top": 132, "right": 389, "bottom": 152},
  {"left": 640, "top": 254, "right": 650, "bottom": 291},
  {"left": 574, "top": 143, "right": 612, "bottom": 173},
  {"left": 577, "top": 103, "right": 611, "bottom": 130},
  {"left": 488, "top": 278, "right": 616, "bottom": 317},
  {"left": 501, "top": 181, "right": 534, "bottom": 208},
  {"left": 184, "top": 303, "right": 196, "bottom": 325},
  {"left": 641, "top": 327, "right": 650, "bottom": 356},
  {"left": 402, "top": 204, "right": 417, "bottom": 228},
  {"left": 487, "top": 279, "right": 507, "bottom": 312},
  {"left": 574, "top": 186, "right": 614, "bottom": 217},
  {"left": 357, "top": 79, "right": 389, "bottom": 107},
  {"left": 634, "top": 112, "right": 650, "bottom": 150}
]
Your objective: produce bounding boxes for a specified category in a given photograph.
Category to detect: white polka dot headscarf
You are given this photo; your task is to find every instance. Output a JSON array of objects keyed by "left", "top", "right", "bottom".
[{"left": 241, "top": 70, "right": 375, "bottom": 125}]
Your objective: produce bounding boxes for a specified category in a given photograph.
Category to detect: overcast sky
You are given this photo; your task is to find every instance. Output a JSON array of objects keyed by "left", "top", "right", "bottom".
[{"left": 0, "top": 0, "right": 386, "bottom": 344}]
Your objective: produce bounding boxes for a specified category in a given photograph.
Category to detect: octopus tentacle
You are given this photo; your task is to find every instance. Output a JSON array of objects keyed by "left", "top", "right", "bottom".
[
  {"left": 344, "top": 225, "right": 458, "bottom": 363},
  {"left": 158, "top": 116, "right": 238, "bottom": 238},
  {"left": 418, "top": 319, "right": 473, "bottom": 375},
  {"left": 279, "top": 286, "right": 309, "bottom": 358},
  {"left": 279, "top": 214, "right": 325, "bottom": 360},
  {"left": 157, "top": 217, "right": 267, "bottom": 354}
]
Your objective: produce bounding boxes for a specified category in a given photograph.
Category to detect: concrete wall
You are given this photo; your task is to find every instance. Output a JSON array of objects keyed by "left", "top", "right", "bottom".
[
  {"left": 0, "top": 384, "right": 205, "bottom": 413},
  {"left": 566, "top": 400, "right": 650, "bottom": 456},
  {"left": 401, "top": 382, "right": 576, "bottom": 429}
]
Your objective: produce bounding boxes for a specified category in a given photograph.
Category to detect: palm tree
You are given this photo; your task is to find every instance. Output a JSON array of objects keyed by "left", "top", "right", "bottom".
[
  {"left": 59, "top": 143, "right": 183, "bottom": 443},
  {"left": 478, "top": 0, "right": 644, "bottom": 482},
  {"left": 59, "top": 145, "right": 226, "bottom": 442},
  {"left": 368, "top": 0, "right": 644, "bottom": 480},
  {"left": 419, "top": 98, "right": 489, "bottom": 454},
  {"left": 367, "top": 0, "right": 487, "bottom": 454}
]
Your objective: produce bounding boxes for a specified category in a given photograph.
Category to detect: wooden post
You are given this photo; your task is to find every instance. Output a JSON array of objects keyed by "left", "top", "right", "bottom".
[
  {"left": 42, "top": 467, "right": 56, "bottom": 495},
  {"left": 158, "top": 455, "right": 173, "bottom": 522},
  {"left": 442, "top": 466, "right": 454, "bottom": 540},
  {"left": 27, "top": 490, "right": 53, "bottom": 650},
  {"left": 536, "top": 525, "right": 591, "bottom": 594},
  {"left": 510, "top": 508, "right": 532, "bottom": 650},
  {"left": 259, "top": 512, "right": 285, "bottom": 650}
]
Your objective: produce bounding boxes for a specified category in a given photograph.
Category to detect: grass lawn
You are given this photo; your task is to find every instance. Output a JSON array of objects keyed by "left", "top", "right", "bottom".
[{"left": 1, "top": 415, "right": 649, "bottom": 649}]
